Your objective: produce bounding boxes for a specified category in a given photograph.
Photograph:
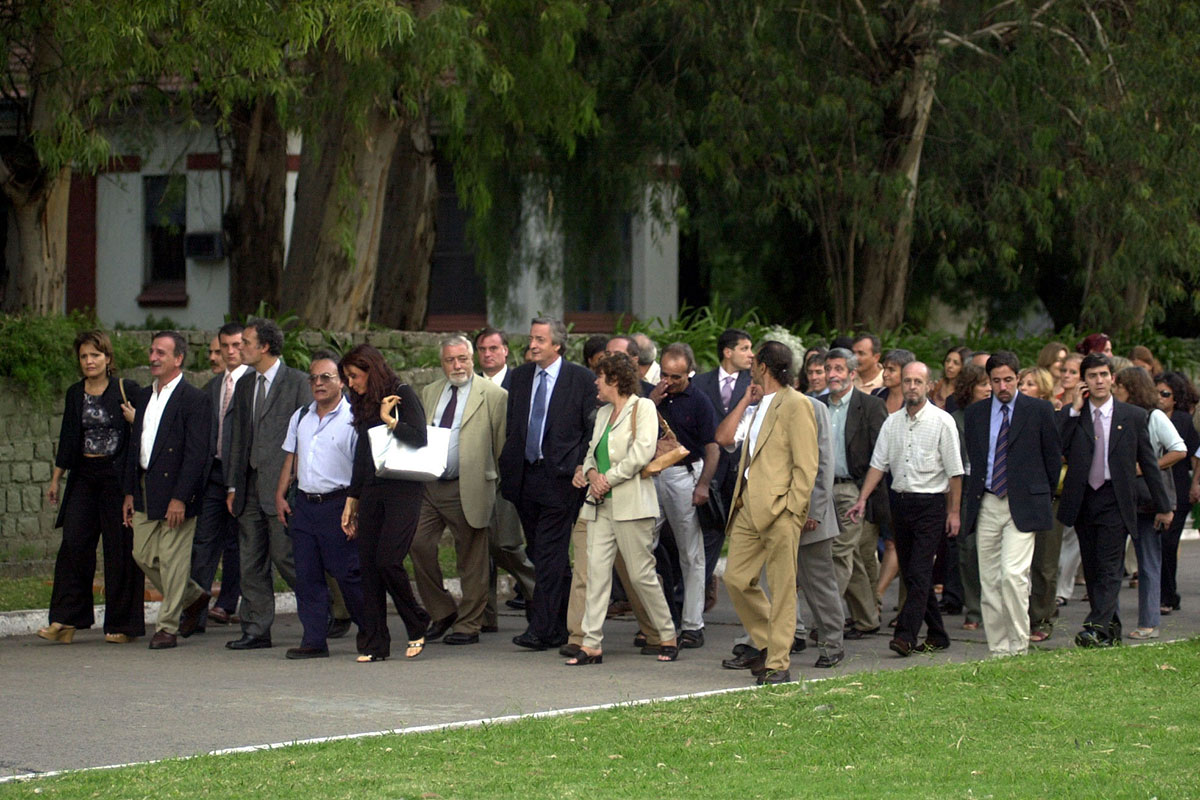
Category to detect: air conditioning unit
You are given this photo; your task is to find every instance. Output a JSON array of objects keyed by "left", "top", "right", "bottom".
[{"left": 185, "top": 232, "right": 225, "bottom": 261}]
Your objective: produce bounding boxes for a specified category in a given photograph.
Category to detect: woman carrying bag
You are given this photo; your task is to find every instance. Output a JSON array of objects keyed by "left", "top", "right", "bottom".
[{"left": 568, "top": 353, "right": 678, "bottom": 665}]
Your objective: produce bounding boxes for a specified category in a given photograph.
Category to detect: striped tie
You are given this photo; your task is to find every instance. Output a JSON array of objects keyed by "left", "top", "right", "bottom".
[{"left": 992, "top": 403, "right": 1009, "bottom": 498}]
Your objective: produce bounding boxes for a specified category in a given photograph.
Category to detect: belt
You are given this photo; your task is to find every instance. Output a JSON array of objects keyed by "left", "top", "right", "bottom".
[
  {"left": 892, "top": 491, "right": 942, "bottom": 500},
  {"left": 834, "top": 477, "right": 856, "bottom": 485},
  {"left": 300, "top": 487, "right": 348, "bottom": 504}
]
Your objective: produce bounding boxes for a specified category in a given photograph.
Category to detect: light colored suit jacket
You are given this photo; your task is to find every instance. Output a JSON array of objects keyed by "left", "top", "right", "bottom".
[
  {"left": 728, "top": 385, "right": 819, "bottom": 533},
  {"left": 803, "top": 394, "right": 839, "bottom": 545},
  {"left": 422, "top": 376, "right": 507, "bottom": 529},
  {"left": 579, "top": 396, "right": 659, "bottom": 522}
]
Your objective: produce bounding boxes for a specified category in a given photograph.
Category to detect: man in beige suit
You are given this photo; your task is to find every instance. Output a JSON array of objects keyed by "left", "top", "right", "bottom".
[
  {"left": 724, "top": 341, "right": 819, "bottom": 684},
  {"left": 410, "top": 335, "right": 508, "bottom": 644}
]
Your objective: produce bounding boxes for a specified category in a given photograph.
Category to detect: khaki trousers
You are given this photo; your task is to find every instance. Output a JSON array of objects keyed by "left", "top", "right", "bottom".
[
  {"left": 410, "top": 480, "right": 490, "bottom": 634},
  {"left": 567, "top": 518, "right": 660, "bottom": 646},
  {"left": 976, "top": 493, "right": 1037, "bottom": 656},
  {"left": 580, "top": 505, "right": 675, "bottom": 650},
  {"left": 131, "top": 511, "right": 204, "bottom": 633},
  {"left": 725, "top": 506, "right": 801, "bottom": 672},
  {"left": 832, "top": 482, "right": 880, "bottom": 630}
]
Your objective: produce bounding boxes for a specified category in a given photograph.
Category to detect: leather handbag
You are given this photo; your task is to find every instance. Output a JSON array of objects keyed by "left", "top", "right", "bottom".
[
  {"left": 369, "top": 424, "right": 452, "bottom": 482},
  {"left": 641, "top": 410, "right": 690, "bottom": 479}
]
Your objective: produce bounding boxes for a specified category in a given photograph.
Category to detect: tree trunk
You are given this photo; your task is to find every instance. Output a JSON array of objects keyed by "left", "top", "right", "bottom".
[
  {"left": 282, "top": 60, "right": 403, "bottom": 331},
  {"left": 370, "top": 105, "right": 437, "bottom": 330},
  {"left": 1, "top": 165, "right": 71, "bottom": 314},
  {"left": 225, "top": 96, "right": 288, "bottom": 317},
  {"left": 855, "top": 46, "right": 939, "bottom": 330}
]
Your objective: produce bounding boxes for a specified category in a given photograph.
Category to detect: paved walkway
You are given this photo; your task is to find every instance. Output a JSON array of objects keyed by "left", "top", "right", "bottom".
[{"left": 2, "top": 537, "right": 1198, "bottom": 780}]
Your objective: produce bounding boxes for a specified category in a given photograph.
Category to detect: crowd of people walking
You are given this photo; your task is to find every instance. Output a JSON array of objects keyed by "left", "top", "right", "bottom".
[{"left": 38, "top": 320, "right": 1198, "bottom": 686}]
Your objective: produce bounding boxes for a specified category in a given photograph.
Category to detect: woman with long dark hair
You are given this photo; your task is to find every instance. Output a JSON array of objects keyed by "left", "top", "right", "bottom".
[
  {"left": 932, "top": 346, "right": 971, "bottom": 410},
  {"left": 41, "top": 331, "right": 145, "bottom": 644},
  {"left": 1154, "top": 371, "right": 1198, "bottom": 615},
  {"left": 339, "top": 344, "right": 429, "bottom": 662},
  {"left": 1112, "top": 366, "right": 1185, "bottom": 639}
]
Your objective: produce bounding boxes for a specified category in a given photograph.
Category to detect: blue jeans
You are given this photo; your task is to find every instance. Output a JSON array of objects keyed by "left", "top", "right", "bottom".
[{"left": 1132, "top": 516, "right": 1163, "bottom": 630}]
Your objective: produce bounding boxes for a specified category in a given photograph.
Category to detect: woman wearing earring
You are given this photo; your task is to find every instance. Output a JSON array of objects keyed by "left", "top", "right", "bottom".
[
  {"left": 41, "top": 330, "right": 145, "bottom": 644},
  {"left": 340, "top": 345, "right": 430, "bottom": 662}
]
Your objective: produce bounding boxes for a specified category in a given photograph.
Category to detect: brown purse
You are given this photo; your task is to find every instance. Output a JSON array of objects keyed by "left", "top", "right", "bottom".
[{"left": 640, "top": 409, "right": 690, "bottom": 479}]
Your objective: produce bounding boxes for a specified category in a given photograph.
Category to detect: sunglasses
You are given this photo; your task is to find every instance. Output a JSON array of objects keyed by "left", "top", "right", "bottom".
[
  {"left": 1159, "top": 390, "right": 1173, "bottom": 398},
  {"left": 308, "top": 373, "right": 339, "bottom": 384}
]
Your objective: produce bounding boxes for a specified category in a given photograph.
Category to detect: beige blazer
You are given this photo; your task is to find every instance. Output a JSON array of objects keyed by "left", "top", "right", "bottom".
[
  {"left": 579, "top": 396, "right": 659, "bottom": 522},
  {"left": 421, "top": 376, "right": 508, "bottom": 529},
  {"left": 728, "top": 385, "right": 819, "bottom": 533}
]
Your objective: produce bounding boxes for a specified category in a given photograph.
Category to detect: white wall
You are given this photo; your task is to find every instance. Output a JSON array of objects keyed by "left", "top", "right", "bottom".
[{"left": 630, "top": 184, "right": 679, "bottom": 325}]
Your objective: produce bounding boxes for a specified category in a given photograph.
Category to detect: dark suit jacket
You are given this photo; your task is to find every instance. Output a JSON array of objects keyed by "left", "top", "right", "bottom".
[
  {"left": 962, "top": 393, "right": 1061, "bottom": 535},
  {"left": 820, "top": 388, "right": 889, "bottom": 523},
  {"left": 226, "top": 362, "right": 311, "bottom": 516},
  {"left": 1057, "top": 399, "right": 1170, "bottom": 537},
  {"left": 203, "top": 370, "right": 240, "bottom": 483},
  {"left": 499, "top": 358, "right": 594, "bottom": 502},
  {"left": 54, "top": 377, "right": 140, "bottom": 529},
  {"left": 123, "top": 377, "right": 212, "bottom": 520},
  {"left": 692, "top": 368, "right": 751, "bottom": 494}
]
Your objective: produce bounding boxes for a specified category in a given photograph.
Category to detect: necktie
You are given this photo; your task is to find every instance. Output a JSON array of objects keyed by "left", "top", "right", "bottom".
[
  {"left": 439, "top": 385, "right": 458, "bottom": 429},
  {"left": 721, "top": 375, "right": 734, "bottom": 412},
  {"left": 1088, "top": 407, "right": 1107, "bottom": 490},
  {"left": 991, "top": 404, "right": 1009, "bottom": 497},
  {"left": 526, "top": 370, "right": 548, "bottom": 463},
  {"left": 250, "top": 374, "right": 266, "bottom": 470},
  {"left": 216, "top": 371, "right": 233, "bottom": 460}
]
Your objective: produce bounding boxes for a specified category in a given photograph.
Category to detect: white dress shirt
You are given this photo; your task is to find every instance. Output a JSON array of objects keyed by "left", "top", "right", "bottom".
[
  {"left": 252, "top": 358, "right": 282, "bottom": 417},
  {"left": 484, "top": 364, "right": 508, "bottom": 387},
  {"left": 434, "top": 377, "right": 472, "bottom": 479},
  {"left": 139, "top": 372, "right": 183, "bottom": 469}
]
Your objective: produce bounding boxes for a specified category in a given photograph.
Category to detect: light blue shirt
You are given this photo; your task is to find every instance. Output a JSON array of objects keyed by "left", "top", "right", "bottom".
[
  {"left": 828, "top": 387, "right": 853, "bottom": 479},
  {"left": 434, "top": 377, "right": 472, "bottom": 479},
  {"left": 528, "top": 356, "right": 563, "bottom": 461},
  {"left": 283, "top": 395, "right": 357, "bottom": 494},
  {"left": 984, "top": 396, "right": 1013, "bottom": 491}
]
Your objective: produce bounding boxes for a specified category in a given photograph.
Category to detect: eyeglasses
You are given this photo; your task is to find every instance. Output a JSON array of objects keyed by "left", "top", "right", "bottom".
[
  {"left": 1159, "top": 390, "right": 1173, "bottom": 398},
  {"left": 308, "top": 373, "right": 338, "bottom": 384}
]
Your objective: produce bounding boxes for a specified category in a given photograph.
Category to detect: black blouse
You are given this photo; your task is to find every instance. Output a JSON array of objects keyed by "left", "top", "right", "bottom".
[
  {"left": 56, "top": 378, "right": 140, "bottom": 470},
  {"left": 348, "top": 381, "right": 428, "bottom": 497}
]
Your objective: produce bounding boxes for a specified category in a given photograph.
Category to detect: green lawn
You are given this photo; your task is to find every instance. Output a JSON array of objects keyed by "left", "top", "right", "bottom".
[{"left": 3, "top": 639, "right": 1197, "bottom": 798}]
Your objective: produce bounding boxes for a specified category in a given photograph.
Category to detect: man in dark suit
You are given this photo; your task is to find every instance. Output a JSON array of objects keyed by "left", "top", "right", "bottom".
[
  {"left": 189, "top": 321, "right": 246, "bottom": 631},
  {"left": 962, "top": 352, "right": 1061, "bottom": 657},
  {"left": 1058, "top": 353, "right": 1171, "bottom": 647},
  {"left": 121, "top": 331, "right": 212, "bottom": 649},
  {"left": 499, "top": 316, "right": 595, "bottom": 649},
  {"left": 224, "top": 318, "right": 310, "bottom": 650},
  {"left": 691, "top": 328, "right": 753, "bottom": 603},
  {"left": 819, "top": 347, "right": 888, "bottom": 637}
]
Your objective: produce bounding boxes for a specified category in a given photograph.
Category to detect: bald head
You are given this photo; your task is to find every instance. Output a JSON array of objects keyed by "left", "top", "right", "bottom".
[{"left": 901, "top": 361, "right": 932, "bottom": 411}]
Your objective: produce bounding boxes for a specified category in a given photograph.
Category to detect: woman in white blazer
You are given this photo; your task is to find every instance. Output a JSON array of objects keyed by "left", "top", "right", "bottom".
[{"left": 569, "top": 353, "right": 678, "bottom": 664}]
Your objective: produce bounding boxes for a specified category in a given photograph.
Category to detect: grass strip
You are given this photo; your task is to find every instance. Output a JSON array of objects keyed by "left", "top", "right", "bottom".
[{"left": 3, "top": 638, "right": 1197, "bottom": 799}]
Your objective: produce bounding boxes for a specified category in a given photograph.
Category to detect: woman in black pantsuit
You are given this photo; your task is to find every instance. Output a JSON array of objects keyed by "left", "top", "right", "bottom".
[
  {"left": 41, "top": 330, "right": 145, "bottom": 644},
  {"left": 339, "top": 345, "right": 430, "bottom": 662}
]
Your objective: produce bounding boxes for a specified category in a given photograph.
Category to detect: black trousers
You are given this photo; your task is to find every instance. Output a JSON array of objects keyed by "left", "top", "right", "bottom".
[
  {"left": 891, "top": 491, "right": 948, "bottom": 646},
  {"left": 1076, "top": 482, "right": 1126, "bottom": 639},
  {"left": 50, "top": 458, "right": 146, "bottom": 635},
  {"left": 1160, "top": 498, "right": 1189, "bottom": 609},
  {"left": 190, "top": 466, "right": 242, "bottom": 626},
  {"left": 516, "top": 464, "right": 584, "bottom": 642},
  {"left": 356, "top": 481, "right": 429, "bottom": 658}
]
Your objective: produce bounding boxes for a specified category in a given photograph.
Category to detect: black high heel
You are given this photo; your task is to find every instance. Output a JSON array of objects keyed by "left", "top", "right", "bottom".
[{"left": 565, "top": 650, "right": 603, "bottom": 666}]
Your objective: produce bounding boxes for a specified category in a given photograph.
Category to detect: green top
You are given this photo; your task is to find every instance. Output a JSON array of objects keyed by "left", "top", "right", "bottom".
[{"left": 595, "top": 423, "right": 613, "bottom": 498}]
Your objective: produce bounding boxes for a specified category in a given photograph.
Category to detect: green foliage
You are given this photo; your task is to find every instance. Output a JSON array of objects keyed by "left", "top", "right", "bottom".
[
  {"left": 619, "top": 298, "right": 794, "bottom": 372},
  {"left": 0, "top": 312, "right": 145, "bottom": 403}
]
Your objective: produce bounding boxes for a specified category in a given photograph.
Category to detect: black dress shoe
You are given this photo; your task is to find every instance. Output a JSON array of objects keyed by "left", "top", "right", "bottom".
[
  {"left": 481, "top": 624, "right": 499, "bottom": 633},
  {"left": 226, "top": 634, "right": 272, "bottom": 650},
  {"left": 757, "top": 668, "right": 792, "bottom": 685},
  {"left": 731, "top": 642, "right": 752, "bottom": 658},
  {"left": 844, "top": 626, "right": 879, "bottom": 640},
  {"left": 327, "top": 618, "right": 352, "bottom": 639},
  {"left": 680, "top": 629, "right": 704, "bottom": 648},
  {"left": 286, "top": 646, "right": 329, "bottom": 659},
  {"left": 178, "top": 591, "right": 212, "bottom": 638},
  {"left": 814, "top": 651, "right": 845, "bottom": 668},
  {"left": 443, "top": 632, "right": 479, "bottom": 645},
  {"left": 721, "top": 647, "right": 760, "bottom": 670},
  {"left": 149, "top": 630, "right": 177, "bottom": 649},
  {"left": 426, "top": 613, "right": 458, "bottom": 642},
  {"left": 559, "top": 642, "right": 581, "bottom": 657},
  {"left": 513, "top": 631, "right": 550, "bottom": 650},
  {"left": 888, "top": 637, "right": 913, "bottom": 657},
  {"left": 790, "top": 636, "right": 807, "bottom": 653},
  {"left": 505, "top": 596, "right": 527, "bottom": 610},
  {"left": 938, "top": 603, "right": 962, "bottom": 615}
]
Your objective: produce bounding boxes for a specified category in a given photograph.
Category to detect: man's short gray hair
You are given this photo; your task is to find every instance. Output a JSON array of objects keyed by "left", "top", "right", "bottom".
[
  {"left": 440, "top": 334, "right": 473, "bottom": 356},
  {"left": 826, "top": 347, "right": 858, "bottom": 373},
  {"left": 531, "top": 316, "right": 568, "bottom": 352},
  {"left": 633, "top": 333, "right": 657, "bottom": 365}
]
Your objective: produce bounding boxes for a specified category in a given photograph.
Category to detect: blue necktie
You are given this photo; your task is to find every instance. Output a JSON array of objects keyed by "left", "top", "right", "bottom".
[
  {"left": 526, "top": 370, "right": 548, "bottom": 463},
  {"left": 992, "top": 404, "right": 1009, "bottom": 498}
]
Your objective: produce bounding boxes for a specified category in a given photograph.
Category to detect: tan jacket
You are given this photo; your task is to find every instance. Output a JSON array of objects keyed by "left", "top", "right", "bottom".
[
  {"left": 421, "top": 376, "right": 507, "bottom": 529},
  {"left": 729, "top": 385, "right": 819, "bottom": 533},
  {"left": 579, "top": 396, "right": 660, "bottom": 522}
]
